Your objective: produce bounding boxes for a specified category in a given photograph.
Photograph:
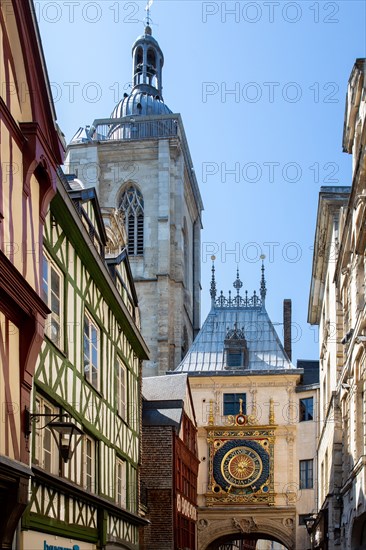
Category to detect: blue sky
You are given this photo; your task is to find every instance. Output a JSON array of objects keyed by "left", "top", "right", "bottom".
[{"left": 36, "top": 0, "right": 366, "bottom": 363}]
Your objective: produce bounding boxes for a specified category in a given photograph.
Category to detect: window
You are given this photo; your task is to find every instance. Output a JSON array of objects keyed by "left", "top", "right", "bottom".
[
  {"left": 120, "top": 186, "right": 144, "bottom": 256},
  {"left": 42, "top": 253, "right": 63, "bottom": 348},
  {"left": 300, "top": 397, "right": 314, "bottom": 421},
  {"left": 116, "top": 458, "right": 126, "bottom": 507},
  {"left": 116, "top": 357, "right": 127, "bottom": 421},
  {"left": 226, "top": 349, "right": 245, "bottom": 367},
  {"left": 224, "top": 324, "right": 248, "bottom": 369},
  {"left": 223, "top": 393, "right": 246, "bottom": 416},
  {"left": 83, "top": 312, "right": 100, "bottom": 390},
  {"left": 34, "top": 397, "right": 57, "bottom": 474},
  {"left": 84, "top": 436, "right": 95, "bottom": 492},
  {"left": 299, "top": 459, "right": 313, "bottom": 489}
]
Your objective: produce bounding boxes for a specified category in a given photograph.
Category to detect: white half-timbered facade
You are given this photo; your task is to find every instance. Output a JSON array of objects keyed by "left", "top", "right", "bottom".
[{"left": 21, "top": 174, "right": 149, "bottom": 550}]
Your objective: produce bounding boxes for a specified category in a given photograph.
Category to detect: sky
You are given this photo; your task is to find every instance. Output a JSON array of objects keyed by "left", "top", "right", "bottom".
[{"left": 35, "top": 0, "right": 366, "bottom": 363}]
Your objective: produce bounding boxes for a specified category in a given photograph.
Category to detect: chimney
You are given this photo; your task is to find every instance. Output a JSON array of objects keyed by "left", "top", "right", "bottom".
[{"left": 283, "top": 299, "right": 292, "bottom": 361}]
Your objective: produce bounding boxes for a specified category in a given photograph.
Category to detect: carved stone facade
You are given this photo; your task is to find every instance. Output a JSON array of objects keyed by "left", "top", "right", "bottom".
[{"left": 308, "top": 58, "right": 366, "bottom": 550}]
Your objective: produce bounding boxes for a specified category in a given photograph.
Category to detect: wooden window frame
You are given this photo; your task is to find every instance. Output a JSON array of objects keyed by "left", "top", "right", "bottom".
[
  {"left": 116, "top": 357, "right": 127, "bottom": 422},
  {"left": 299, "top": 459, "right": 313, "bottom": 489},
  {"left": 83, "top": 311, "right": 100, "bottom": 391},
  {"left": 34, "top": 396, "right": 58, "bottom": 475},
  {"left": 42, "top": 251, "right": 63, "bottom": 349},
  {"left": 83, "top": 435, "right": 96, "bottom": 493},
  {"left": 116, "top": 457, "right": 127, "bottom": 508}
]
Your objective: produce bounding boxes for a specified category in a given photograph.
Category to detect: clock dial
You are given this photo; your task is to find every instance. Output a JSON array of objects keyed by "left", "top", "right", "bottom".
[
  {"left": 213, "top": 439, "right": 270, "bottom": 493},
  {"left": 222, "top": 446, "right": 262, "bottom": 487}
]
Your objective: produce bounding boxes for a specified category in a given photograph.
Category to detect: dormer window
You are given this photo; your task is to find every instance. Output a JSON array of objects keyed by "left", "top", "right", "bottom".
[{"left": 224, "top": 323, "right": 248, "bottom": 369}]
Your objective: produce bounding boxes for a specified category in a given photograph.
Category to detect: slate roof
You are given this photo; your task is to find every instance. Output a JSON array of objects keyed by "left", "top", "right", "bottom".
[
  {"left": 174, "top": 305, "right": 293, "bottom": 373},
  {"left": 296, "top": 360, "right": 320, "bottom": 386},
  {"left": 142, "top": 374, "right": 188, "bottom": 428},
  {"left": 143, "top": 373, "right": 188, "bottom": 401}
]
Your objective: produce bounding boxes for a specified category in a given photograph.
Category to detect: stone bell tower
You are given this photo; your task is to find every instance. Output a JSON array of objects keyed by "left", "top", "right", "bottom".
[{"left": 65, "top": 25, "right": 203, "bottom": 377}]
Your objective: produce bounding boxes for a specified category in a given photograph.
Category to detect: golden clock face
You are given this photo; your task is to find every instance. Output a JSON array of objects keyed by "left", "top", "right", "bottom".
[
  {"left": 222, "top": 446, "right": 262, "bottom": 487},
  {"left": 213, "top": 439, "right": 270, "bottom": 493}
]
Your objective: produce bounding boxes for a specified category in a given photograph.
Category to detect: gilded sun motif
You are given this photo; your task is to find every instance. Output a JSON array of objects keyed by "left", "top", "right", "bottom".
[{"left": 228, "top": 454, "right": 255, "bottom": 480}]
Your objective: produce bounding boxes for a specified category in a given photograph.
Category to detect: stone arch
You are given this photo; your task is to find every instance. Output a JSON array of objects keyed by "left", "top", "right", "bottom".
[
  {"left": 198, "top": 517, "right": 295, "bottom": 550},
  {"left": 115, "top": 179, "right": 142, "bottom": 209}
]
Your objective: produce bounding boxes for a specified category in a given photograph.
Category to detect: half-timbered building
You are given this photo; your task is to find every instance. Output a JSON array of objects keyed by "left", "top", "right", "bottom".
[
  {"left": 20, "top": 172, "right": 149, "bottom": 549},
  {"left": 0, "top": 0, "right": 64, "bottom": 546}
]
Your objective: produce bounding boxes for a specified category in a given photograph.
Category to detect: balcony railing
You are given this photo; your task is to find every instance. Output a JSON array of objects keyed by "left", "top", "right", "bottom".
[{"left": 91, "top": 115, "right": 180, "bottom": 142}]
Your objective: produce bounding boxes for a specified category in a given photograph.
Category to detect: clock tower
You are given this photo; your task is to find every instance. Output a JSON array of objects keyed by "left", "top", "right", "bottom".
[{"left": 173, "top": 261, "right": 319, "bottom": 550}]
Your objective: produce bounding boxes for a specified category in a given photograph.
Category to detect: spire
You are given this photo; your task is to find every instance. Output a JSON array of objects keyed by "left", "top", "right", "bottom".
[
  {"left": 260, "top": 254, "right": 267, "bottom": 305},
  {"left": 210, "top": 256, "right": 217, "bottom": 307}
]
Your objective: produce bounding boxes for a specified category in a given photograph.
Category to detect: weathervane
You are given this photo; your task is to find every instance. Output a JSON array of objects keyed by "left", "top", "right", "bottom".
[{"left": 145, "top": 0, "right": 154, "bottom": 26}]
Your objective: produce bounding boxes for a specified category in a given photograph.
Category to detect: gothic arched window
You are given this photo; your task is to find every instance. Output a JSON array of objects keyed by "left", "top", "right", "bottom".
[{"left": 120, "top": 186, "right": 144, "bottom": 256}]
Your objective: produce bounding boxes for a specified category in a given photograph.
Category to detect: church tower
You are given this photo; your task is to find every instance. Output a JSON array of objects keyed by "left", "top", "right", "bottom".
[{"left": 65, "top": 25, "right": 203, "bottom": 376}]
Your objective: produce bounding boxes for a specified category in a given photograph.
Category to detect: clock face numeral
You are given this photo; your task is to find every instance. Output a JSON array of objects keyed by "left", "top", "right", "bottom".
[{"left": 213, "top": 439, "right": 270, "bottom": 494}]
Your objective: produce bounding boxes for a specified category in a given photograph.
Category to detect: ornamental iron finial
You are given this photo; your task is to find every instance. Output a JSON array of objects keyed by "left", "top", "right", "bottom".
[
  {"left": 233, "top": 267, "right": 243, "bottom": 297},
  {"left": 260, "top": 254, "right": 267, "bottom": 305},
  {"left": 210, "top": 256, "right": 217, "bottom": 306},
  {"left": 233, "top": 266, "right": 243, "bottom": 305},
  {"left": 212, "top": 263, "right": 268, "bottom": 309}
]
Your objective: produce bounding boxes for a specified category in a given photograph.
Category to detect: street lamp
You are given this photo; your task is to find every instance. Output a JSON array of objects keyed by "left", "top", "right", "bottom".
[
  {"left": 24, "top": 407, "right": 84, "bottom": 463},
  {"left": 304, "top": 514, "right": 317, "bottom": 550},
  {"left": 304, "top": 515, "right": 316, "bottom": 534}
]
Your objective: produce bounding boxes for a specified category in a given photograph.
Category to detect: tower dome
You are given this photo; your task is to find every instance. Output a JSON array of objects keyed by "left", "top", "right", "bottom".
[{"left": 110, "top": 26, "right": 172, "bottom": 122}]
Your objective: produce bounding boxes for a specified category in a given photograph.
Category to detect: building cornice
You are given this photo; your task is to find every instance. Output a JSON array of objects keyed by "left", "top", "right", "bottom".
[
  {"left": 308, "top": 187, "right": 351, "bottom": 325},
  {"left": 342, "top": 58, "right": 365, "bottom": 154}
]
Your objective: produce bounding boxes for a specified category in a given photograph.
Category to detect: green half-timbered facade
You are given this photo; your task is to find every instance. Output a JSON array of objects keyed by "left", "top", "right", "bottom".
[{"left": 21, "top": 174, "right": 149, "bottom": 550}]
